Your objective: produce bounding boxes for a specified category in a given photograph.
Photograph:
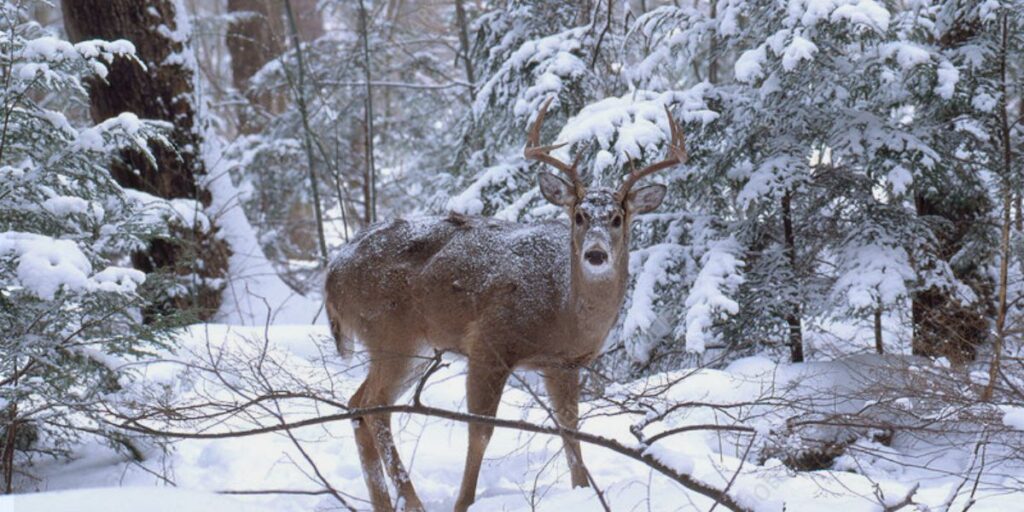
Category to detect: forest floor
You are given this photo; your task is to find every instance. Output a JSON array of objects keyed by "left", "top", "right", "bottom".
[{"left": 3, "top": 321, "right": 1023, "bottom": 512}]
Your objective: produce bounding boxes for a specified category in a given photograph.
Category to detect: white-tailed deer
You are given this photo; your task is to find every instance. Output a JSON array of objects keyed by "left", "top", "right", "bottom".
[{"left": 326, "top": 98, "right": 686, "bottom": 511}]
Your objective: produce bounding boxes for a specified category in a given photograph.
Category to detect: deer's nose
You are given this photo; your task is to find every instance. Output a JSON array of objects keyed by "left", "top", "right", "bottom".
[{"left": 584, "top": 249, "right": 608, "bottom": 266}]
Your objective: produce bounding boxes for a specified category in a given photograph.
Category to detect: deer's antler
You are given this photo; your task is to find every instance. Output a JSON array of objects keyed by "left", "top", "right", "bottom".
[
  {"left": 524, "top": 97, "right": 585, "bottom": 199},
  {"left": 616, "top": 105, "right": 687, "bottom": 200}
]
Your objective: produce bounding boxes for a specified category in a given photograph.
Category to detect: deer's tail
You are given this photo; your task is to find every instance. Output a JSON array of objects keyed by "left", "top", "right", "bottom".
[{"left": 327, "top": 312, "right": 354, "bottom": 360}]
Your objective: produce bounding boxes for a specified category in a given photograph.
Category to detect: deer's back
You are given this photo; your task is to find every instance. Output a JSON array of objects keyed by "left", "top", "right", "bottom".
[{"left": 326, "top": 214, "right": 571, "bottom": 356}]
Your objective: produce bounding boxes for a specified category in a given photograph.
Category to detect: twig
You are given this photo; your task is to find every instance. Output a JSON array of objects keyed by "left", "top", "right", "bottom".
[
  {"left": 110, "top": 401, "right": 751, "bottom": 512},
  {"left": 884, "top": 483, "right": 920, "bottom": 512}
]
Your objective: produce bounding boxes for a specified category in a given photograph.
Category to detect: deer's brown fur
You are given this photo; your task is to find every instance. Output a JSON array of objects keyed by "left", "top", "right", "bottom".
[{"left": 326, "top": 100, "right": 685, "bottom": 511}]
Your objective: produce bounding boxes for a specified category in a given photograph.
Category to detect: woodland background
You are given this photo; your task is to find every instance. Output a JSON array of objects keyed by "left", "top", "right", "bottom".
[{"left": 1, "top": 0, "right": 1023, "bottom": 510}]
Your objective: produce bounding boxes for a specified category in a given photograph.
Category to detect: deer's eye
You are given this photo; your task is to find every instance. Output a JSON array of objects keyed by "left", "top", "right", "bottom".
[
  {"left": 611, "top": 215, "right": 622, "bottom": 228},
  {"left": 574, "top": 212, "right": 585, "bottom": 225}
]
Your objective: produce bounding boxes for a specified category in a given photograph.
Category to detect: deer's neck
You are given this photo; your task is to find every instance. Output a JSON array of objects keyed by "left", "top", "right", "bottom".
[{"left": 566, "top": 250, "right": 629, "bottom": 348}]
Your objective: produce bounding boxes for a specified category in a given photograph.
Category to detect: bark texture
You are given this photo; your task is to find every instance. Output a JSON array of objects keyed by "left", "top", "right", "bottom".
[
  {"left": 226, "top": 0, "right": 282, "bottom": 133},
  {"left": 226, "top": 0, "right": 322, "bottom": 134},
  {"left": 911, "top": 189, "right": 993, "bottom": 364},
  {"left": 62, "top": 0, "right": 229, "bottom": 320}
]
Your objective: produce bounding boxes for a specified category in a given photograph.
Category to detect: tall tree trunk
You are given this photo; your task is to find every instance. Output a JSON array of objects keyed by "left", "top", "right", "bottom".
[
  {"left": 62, "top": 0, "right": 229, "bottom": 320},
  {"left": 454, "top": 0, "right": 476, "bottom": 101},
  {"left": 357, "top": 0, "right": 377, "bottom": 225},
  {"left": 707, "top": 0, "right": 718, "bottom": 84},
  {"left": 982, "top": 13, "right": 1014, "bottom": 402},
  {"left": 226, "top": 0, "right": 282, "bottom": 134},
  {"left": 1017, "top": 98, "right": 1023, "bottom": 233},
  {"left": 782, "top": 191, "right": 804, "bottom": 363},
  {"left": 291, "top": 0, "right": 323, "bottom": 41},
  {"left": 874, "top": 305, "right": 883, "bottom": 354},
  {"left": 283, "top": 0, "right": 329, "bottom": 265},
  {"left": 1, "top": 372, "right": 15, "bottom": 494},
  {"left": 226, "top": 0, "right": 319, "bottom": 135}
]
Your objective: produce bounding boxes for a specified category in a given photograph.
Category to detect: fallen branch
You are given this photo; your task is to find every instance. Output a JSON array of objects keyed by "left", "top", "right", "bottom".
[{"left": 109, "top": 402, "right": 751, "bottom": 512}]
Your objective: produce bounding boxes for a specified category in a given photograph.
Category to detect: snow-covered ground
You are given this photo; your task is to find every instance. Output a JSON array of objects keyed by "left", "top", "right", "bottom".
[{"left": 4, "top": 323, "right": 1022, "bottom": 512}]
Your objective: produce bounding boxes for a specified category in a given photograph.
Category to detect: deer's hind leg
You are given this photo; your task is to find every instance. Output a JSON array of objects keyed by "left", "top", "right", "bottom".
[{"left": 351, "top": 351, "right": 427, "bottom": 511}]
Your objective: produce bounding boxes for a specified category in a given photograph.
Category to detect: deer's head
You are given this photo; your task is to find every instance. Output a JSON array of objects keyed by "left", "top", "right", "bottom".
[{"left": 525, "top": 98, "right": 687, "bottom": 279}]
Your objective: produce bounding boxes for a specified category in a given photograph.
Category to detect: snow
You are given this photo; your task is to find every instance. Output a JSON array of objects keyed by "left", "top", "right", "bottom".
[
  {"left": 830, "top": 0, "right": 890, "bottom": 32},
  {"left": 42, "top": 196, "right": 91, "bottom": 217},
  {"left": 21, "top": 37, "right": 77, "bottom": 62},
  {"left": 0, "top": 230, "right": 149, "bottom": 299},
  {"left": 473, "top": 27, "right": 589, "bottom": 122},
  {"left": 1003, "top": 406, "right": 1024, "bottom": 431},
  {"left": 0, "top": 231, "right": 146, "bottom": 299},
  {"left": 203, "top": 140, "right": 322, "bottom": 326},
  {"left": 623, "top": 243, "right": 683, "bottom": 362},
  {"left": 735, "top": 46, "right": 767, "bottom": 83},
  {"left": 735, "top": 154, "right": 805, "bottom": 207},
  {"left": 91, "top": 266, "right": 147, "bottom": 294},
  {"left": 886, "top": 165, "right": 913, "bottom": 195},
  {"left": 832, "top": 242, "right": 913, "bottom": 309},
  {"left": 8, "top": 324, "right": 1024, "bottom": 512},
  {"left": 787, "top": 0, "right": 838, "bottom": 27},
  {"left": 546, "top": 88, "right": 714, "bottom": 187},
  {"left": 0, "top": 231, "right": 93, "bottom": 299},
  {"left": 681, "top": 238, "right": 744, "bottom": 353},
  {"left": 124, "top": 189, "right": 211, "bottom": 232},
  {"left": 73, "top": 113, "right": 152, "bottom": 155},
  {"left": 972, "top": 92, "right": 997, "bottom": 112},
  {"left": 643, "top": 443, "right": 695, "bottom": 475},
  {"left": 781, "top": 35, "right": 818, "bottom": 71},
  {"left": 18, "top": 36, "right": 136, "bottom": 84},
  {"left": 889, "top": 42, "right": 932, "bottom": 69},
  {"left": 447, "top": 163, "right": 520, "bottom": 216},
  {"left": 73, "top": 39, "right": 136, "bottom": 62}
]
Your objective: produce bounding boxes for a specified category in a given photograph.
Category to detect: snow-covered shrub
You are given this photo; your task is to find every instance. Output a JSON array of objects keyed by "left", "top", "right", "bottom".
[
  {"left": 443, "top": 0, "right": 1022, "bottom": 374},
  {"left": 0, "top": 3, "right": 176, "bottom": 485}
]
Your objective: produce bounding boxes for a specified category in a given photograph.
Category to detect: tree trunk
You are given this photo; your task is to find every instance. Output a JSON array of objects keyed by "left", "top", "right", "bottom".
[
  {"left": 62, "top": 0, "right": 229, "bottom": 320},
  {"left": 291, "top": 0, "right": 323, "bottom": 41},
  {"left": 454, "top": 0, "right": 476, "bottom": 101},
  {"left": 226, "top": 0, "right": 283, "bottom": 134},
  {"left": 981, "top": 13, "right": 1014, "bottom": 402},
  {"left": 357, "top": 0, "right": 377, "bottom": 225},
  {"left": 283, "top": 0, "right": 329, "bottom": 265},
  {"left": 1, "top": 392, "right": 15, "bottom": 493},
  {"left": 707, "top": 0, "right": 718, "bottom": 84},
  {"left": 1017, "top": 97, "right": 1023, "bottom": 233},
  {"left": 225, "top": 0, "right": 319, "bottom": 135},
  {"left": 782, "top": 191, "right": 804, "bottom": 363},
  {"left": 874, "top": 306, "right": 883, "bottom": 354}
]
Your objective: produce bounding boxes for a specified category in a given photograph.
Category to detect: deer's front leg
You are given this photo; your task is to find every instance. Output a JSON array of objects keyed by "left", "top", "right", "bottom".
[
  {"left": 453, "top": 358, "right": 511, "bottom": 512},
  {"left": 543, "top": 366, "right": 590, "bottom": 488}
]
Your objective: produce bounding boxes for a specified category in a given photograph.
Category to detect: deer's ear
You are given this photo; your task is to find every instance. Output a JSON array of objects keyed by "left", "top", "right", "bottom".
[
  {"left": 538, "top": 171, "right": 575, "bottom": 207},
  {"left": 626, "top": 184, "right": 666, "bottom": 214}
]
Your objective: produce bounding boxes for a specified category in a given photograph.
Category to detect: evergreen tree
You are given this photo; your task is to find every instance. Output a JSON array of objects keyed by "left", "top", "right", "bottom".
[
  {"left": 445, "top": 0, "right": 1021, "bottom": 373},
  {"left": 0, "top": 2, "right": 179, "bottom": 490}
]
